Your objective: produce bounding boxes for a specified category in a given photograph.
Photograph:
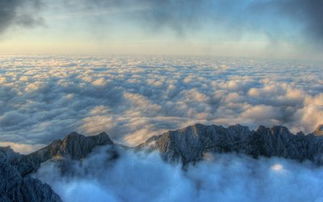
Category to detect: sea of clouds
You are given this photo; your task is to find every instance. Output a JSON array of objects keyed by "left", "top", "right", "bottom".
[
  {"left": 0, "top": 55, "right": 322, "bottom": 153},
  {"left": 35, "top": 146, "right": 323, "bottom": 202}
]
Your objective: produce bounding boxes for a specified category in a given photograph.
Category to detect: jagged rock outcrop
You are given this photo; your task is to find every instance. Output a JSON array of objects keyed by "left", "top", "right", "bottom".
[
  {"left": 1, "top": 124, "right": 323, "bottom": 201},
  {"left": 0, "top": 132, "right": 114, "bottom": 202},
  {"left": 141, "top": 124, "right": 323, "bottom": 165},
  {"left": 13, "top": 132, "right": 113, "bottom": 176},
  {"left": 0, "top": 148, "right": 61, "bottom": 202}
]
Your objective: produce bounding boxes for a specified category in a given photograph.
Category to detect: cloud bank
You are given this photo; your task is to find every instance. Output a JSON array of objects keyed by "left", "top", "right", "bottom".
[
  {"left": 35, "top": 146, "right": 323, "bottom": 202},
  {"left": 0, "top": 56, "right": 322, "bottom": 153}
]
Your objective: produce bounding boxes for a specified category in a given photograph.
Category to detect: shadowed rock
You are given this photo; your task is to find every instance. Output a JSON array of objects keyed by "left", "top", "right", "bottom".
[
  {"left": 12, "top": 132, "right": 114, "bottom": 176},
  {"left": 0, "top": 151, "right": 61, "bottom": 202},
  {"left": 1, "top": 124, "right": 323, "bottom": 201},
  {"left": 0, "top": 131, "right": 114, "bottom": 202}
]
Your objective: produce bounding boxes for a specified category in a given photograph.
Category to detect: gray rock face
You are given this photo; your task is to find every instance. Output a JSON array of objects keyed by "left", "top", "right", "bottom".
[
  {"left": 1, "top": 124, "right": 323, "bottom": 201},
  {"left": 0, "top": 147, "right": 20, "bottom": 162},
  {"left": 0, "top": 132, "right": 114, "bottom": 202},
  {"left": 0, "top": 152, "right": 61, "bottom": 202},
  {"left": 13, "top": 132, "right": 114, "bottom": 176},
  {"left": 141, "top": 124, "right": 323, "bottom": 165}
]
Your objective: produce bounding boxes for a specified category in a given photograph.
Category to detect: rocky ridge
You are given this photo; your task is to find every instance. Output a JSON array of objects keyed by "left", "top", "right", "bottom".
[
  {"left": 0, "top": 132, "right": 114, "bottom": 202},
  {"left": 140, "top": 124, "right": 323, "bottom": 165},
  {"left": 1, "top": 124, "right": 323, "bottom": 201}
]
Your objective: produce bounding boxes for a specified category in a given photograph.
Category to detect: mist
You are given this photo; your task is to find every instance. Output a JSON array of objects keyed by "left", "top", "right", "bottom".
[{"left": 35, "top": 146, "right": 323, "bottom": 202}]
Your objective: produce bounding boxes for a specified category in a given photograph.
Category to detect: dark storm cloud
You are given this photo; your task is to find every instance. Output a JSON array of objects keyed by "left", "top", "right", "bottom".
[{"left": 0, "top": 0, "right": 42, "bottom": 33}]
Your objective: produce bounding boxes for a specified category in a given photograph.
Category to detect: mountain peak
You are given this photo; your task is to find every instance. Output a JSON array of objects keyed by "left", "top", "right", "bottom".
[
  {"left": 2, "top": 123, "right": 323, "bottom": 201},
  {"left": 59, "top": 131, "right": 113, "bottom": 160},
  {"left": 142, "top": 124, "right": 323, "bottom": 165},
  {"left": 13, "top": 132, "right": 114, "bottom": 177}
]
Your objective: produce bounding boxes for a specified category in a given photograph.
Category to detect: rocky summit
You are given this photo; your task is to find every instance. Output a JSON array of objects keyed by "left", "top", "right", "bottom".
[
  {"left": 0, "top": 132, "right": 114, "bottom": 202},
  {"left": 140, "top": 124, "right": 323, "bottom": 165},
  {"left": 1, "top": 124, "right": 323, "bottom": 201}
]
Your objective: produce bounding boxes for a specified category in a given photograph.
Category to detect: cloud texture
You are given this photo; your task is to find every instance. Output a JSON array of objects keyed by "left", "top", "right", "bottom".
[
  {"left": 0, "top": 0, "right": 42, "bottom": 33},
  {"left": 35, "top": 146, "right": 323, "bottom": 202},
  {"left": 0, "top": 56, "right": 322, "bottom": 153}
]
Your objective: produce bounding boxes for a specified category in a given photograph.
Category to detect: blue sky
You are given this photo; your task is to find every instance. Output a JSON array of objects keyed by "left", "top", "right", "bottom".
[{"left": 0, "top": 0, "right": 322, "bottom": 60}]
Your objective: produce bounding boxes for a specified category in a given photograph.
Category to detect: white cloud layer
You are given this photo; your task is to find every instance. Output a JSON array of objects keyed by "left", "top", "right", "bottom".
[
  {"left": 35, "top": 146, "right": 323, "bottom": 202},
  {"left": 0, "top": 56, "right": 322, "bottom": 152}
]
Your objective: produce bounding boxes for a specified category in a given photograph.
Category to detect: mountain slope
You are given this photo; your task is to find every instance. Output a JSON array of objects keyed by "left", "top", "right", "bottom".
[
  {"left": 0, "top": 147, "right": 62, "bottom": 202},
  {"left": 1, "top": 124, "right": 323, "bottom": 201},
  {"left": 140, "top": 124, "right": 323, "bottom": 165},
  {"left": 12, "top": 132, "right": 113, "bottom": 176},
  {"left": 0, "top": 132, "right": 114, "bottom": 202}
]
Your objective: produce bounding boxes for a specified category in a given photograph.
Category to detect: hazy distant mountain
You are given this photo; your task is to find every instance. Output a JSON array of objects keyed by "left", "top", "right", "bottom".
[{"left": 1, "top": 123, "right": 323, "bottom": 202}]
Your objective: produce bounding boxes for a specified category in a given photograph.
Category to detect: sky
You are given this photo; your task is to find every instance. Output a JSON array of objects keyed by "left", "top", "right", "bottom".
[
  {"left": 0, "top": 0, "right": 323, "bottom": 60},
  {"left": 0, "top": 0, "right": 322, "bottom": 153},
  {"left": 1, "top": 2, "right": 323, "bottom": 201}
]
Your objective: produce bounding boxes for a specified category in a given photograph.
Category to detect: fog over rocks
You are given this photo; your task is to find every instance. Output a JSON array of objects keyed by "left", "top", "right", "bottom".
[
  {"left": 0, "top": 56, "right": 322, "bottom": 153},
  {"left": 2, "top": 124, "right": 323, "bottom": 202},
  {"left": 36, "top": 145, "right": 323, "bottom": 202}
]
